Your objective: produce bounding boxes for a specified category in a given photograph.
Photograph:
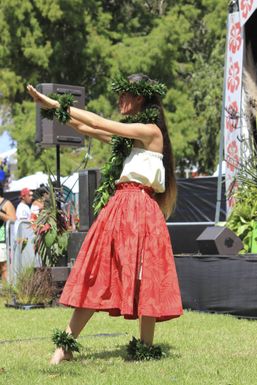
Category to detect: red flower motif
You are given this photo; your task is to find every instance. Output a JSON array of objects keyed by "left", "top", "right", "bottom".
[
  {"left": 240, "top": 0, "right": 254, "bottom": 19},
  {"left": 227, "top": 61, "right": 240, "bottom": 93},
  {"left": 226, "top": 101, "right": 239, "bottom": 132},
  {"left": 226, "top": 141, "right": 239, "bottom": 172},
  {"left": 229, "top": 22, "right": 241, "bottom": 53}
]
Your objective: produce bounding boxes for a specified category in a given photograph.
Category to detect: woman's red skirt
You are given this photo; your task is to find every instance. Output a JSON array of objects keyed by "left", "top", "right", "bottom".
[{"left": 59, "top": 182, "right": 183, "bottom": 322}]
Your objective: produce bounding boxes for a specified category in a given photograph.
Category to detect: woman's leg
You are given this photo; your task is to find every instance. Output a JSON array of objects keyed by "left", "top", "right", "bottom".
[
  {"left": 50, "top": 308, "right": 95, "bottom": 364},
  {"left": 139, "top": 316, "right": 156, "bottom": 346},
  {"left": 67, "top": 308, "right": 95, "bottom": 337},
  {"left": 135, "top": 278, "right": 156, "bottom": 346}
]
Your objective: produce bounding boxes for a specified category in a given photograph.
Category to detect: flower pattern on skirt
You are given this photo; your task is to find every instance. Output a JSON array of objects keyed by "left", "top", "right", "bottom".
[{"left": 59, "top": 182, "right": 183, "bottom": 322}]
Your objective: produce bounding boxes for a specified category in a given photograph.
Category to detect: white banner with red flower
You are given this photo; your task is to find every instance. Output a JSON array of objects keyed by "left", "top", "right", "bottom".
[
  {"left": 223, "top": 2, "right": 257, "bottom": 215},
  {"left": 224, "top": 11, "right": 243, "bottom": 213},
  {"left": 239, "top": 0, "right": 256, "bottom": 24}
]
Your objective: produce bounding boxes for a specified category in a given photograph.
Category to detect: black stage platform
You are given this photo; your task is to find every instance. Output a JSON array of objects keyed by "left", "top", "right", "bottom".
[{"left": 175, "top": 254, "right": 257, "bottom": 318}]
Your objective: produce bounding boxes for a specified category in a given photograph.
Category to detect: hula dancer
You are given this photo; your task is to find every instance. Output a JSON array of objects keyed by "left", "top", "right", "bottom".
[{"left": 27, "top": 73, "right": 183, "bottom": 364}]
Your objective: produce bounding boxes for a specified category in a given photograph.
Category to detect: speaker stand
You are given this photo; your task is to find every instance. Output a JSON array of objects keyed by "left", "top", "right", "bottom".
[{"left": 56, "top": 144, "right": 61, "bottom": 209}]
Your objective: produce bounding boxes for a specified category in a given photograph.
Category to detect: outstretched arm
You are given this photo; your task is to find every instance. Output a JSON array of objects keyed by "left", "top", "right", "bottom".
[
  {"left": 68, "top": 107, "right": 157, "bottom": 143},
  {"left": 68, "top": 118, "right": 112, "bottom": 143},
  {"left": 27, "top": 85, "right": 158, "bottom": 144},
  {"left": 27, "top": 85, "right": 111, "bottom": 143}
]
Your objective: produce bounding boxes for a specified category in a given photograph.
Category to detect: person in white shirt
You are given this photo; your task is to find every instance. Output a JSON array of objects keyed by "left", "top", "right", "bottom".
[{"left": 16, "top": 188, "right": 33, "bottom": 220}]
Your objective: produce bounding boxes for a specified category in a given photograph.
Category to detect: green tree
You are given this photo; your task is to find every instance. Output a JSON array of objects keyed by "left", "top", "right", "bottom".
[
  {"left": 0, "top": 0, "right": 228, "bottom": 178},
  {"left": 0, "top": 0, "right": 114, "bottom": 176},
  {"left": 107, "top": 1, "right": 227, "bottom": 174}
]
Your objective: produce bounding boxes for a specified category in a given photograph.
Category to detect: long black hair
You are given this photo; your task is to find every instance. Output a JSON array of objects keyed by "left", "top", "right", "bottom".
[{"left": 128, "top": 74, "right": 177, "bottom": 218}]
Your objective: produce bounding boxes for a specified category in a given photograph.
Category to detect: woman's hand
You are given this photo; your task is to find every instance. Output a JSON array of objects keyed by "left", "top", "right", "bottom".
[{"left": 27, "top": 85, "right": 60, "bottom": 109}]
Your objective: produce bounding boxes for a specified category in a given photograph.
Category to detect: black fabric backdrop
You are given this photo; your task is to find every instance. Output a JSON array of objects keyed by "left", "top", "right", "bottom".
[{"left": 169, "top": 176, "right": 226, "bottom": 223}]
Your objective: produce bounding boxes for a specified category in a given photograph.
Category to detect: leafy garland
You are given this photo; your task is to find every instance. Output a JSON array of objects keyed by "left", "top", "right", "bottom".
[
  {"left": 120, "top": 107, "right": 159, "bottom": 124},
  {"left": 92, "top": 136, "right": 133, "bottom": 215},
  {"left": 92, "top": 107, "right": 160, "bottom": 215},
  {"left": 126, "top": 337, "right": 165, "bottom": 361},
  {"left": 40, "top": 93, "right": 74, "bottom": 123},
  {"left": 52, "top": 329, "right": 82, "bottom": 353},
  {"left": 111, "top": 75, "right": 167, "bottom": 98}
]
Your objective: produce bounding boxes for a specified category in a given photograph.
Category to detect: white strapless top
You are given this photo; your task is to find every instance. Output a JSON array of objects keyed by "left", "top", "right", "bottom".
[{"left": 116, "top": 147, "right": 165, "bottom": 193}]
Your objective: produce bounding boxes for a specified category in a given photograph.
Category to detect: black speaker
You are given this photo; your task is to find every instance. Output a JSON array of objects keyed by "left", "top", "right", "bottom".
[
  {"left": 196, "top": 226, "right": 243, "bottom": 255},
  {"left": 78, "top": 168, "right": 101, "bottom": 231},
  {"left": 36, "top": 83, "right": 85, "bottom": 147}
]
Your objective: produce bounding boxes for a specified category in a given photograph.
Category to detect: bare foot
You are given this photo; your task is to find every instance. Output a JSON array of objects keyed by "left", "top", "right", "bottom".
[{"left": 50, "top": 348, "right": 73, "bottom": 365}]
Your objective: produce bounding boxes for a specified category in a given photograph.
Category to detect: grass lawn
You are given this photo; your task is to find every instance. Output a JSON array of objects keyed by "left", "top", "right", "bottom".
[{"left": 1, "top": 296, "right": 257, "bottom": 385}]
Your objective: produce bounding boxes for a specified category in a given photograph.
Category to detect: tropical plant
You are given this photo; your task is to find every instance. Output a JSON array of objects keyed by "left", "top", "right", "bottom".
[
  {"left": 226, "top": 182, "right": 257, "bottom": 253},
  {"left": 226, "top": 108, "right": 257, "bottom": 253},
  {"left": 31, "top": 178, "right": 70, "bottom": 266}
]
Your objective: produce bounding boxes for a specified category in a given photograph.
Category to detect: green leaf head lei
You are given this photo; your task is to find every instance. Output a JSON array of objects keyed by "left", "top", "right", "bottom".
[{"left": 111, "top": 73, "right": 167, "bottom": 99}]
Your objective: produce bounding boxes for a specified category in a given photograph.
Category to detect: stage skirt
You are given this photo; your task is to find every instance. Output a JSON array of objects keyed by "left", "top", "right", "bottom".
[{"left": 59, "top": 182, "right": 183, "bottom": 322}]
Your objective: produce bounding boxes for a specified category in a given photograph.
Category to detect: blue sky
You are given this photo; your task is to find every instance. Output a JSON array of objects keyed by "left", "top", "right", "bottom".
[{"left": 0, "top": 131, "right": 14, "bottom": 153}]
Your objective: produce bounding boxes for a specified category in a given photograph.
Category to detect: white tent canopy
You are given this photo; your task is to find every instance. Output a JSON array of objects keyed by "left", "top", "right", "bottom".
[
  {"left": 8, "top": 171, "right": 79, "bottom": 193},
  {"left": 8, "top": 172, "right": 49, "bottom": 191}
]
